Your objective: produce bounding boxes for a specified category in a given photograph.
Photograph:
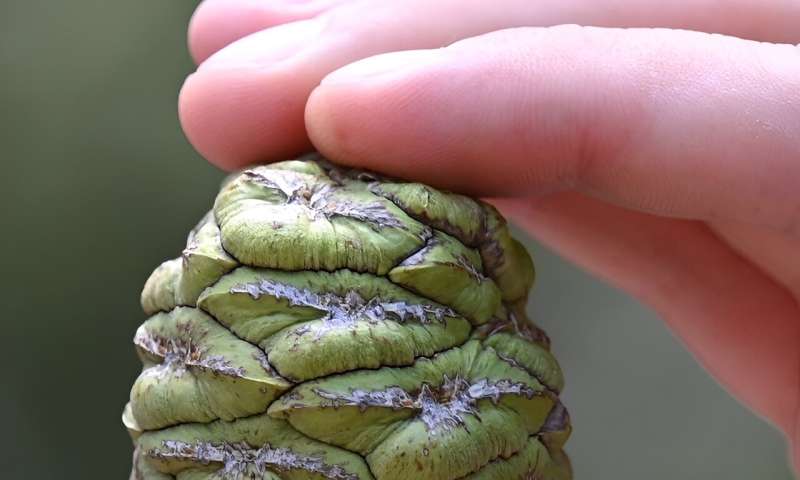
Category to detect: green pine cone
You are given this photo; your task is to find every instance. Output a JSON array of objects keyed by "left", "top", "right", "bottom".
[{"left": 124, "top": 154, "right": 572, "bottom": 480}]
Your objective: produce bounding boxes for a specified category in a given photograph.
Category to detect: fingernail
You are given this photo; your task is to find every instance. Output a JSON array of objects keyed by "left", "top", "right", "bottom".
[
  {"left": 199, "top": 18, "right": 324, "bottom": 70},
  {"left": 322, "top": 49, "right": 442, "bottom": 84}
]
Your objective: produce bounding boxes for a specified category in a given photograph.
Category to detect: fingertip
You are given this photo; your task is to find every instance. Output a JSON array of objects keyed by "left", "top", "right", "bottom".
[
  {"left": 179, "top": 71, "right": 238, "bottom": 170},
  {"left": 189, "top": 0, "right": 260, "bottom": 64},
  {"left": 181, "top": 15, "right": 338, "bottom": 171},
  {"left": 305, "top": 49, "right": 523, "bottom": 194},
  {"left": 306, "top": 79, "right": 424, "bottom": 182},
  {"left": 306, "top": 84, "right": 361, "bottom": 167},
  {"left": 179, "top": 68, "right": 312, "bottom": 171},
  {"left": 188, "top": 0, "right": 334, "bottom": 64}
]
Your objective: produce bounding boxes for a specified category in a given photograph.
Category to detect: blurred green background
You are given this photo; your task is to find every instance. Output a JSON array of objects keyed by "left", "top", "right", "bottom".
[{"left": 0, "top": 1, "right": 793, "bottom": 478}]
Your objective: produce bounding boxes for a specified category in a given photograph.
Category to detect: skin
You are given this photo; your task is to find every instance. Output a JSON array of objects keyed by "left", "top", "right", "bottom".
[{"left": 179, "top": 0, "right": 800, "bottom": 471}]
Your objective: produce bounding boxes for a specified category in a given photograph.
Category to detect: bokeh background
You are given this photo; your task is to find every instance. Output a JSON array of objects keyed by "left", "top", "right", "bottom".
[{"left": 0, "top": 1, "right": 793, "bottom": 479}]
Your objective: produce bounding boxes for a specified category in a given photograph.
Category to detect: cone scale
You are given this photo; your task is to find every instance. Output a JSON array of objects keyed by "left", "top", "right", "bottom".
[{"left": 124, "top": 154, "right": 572, "bottom": 480}]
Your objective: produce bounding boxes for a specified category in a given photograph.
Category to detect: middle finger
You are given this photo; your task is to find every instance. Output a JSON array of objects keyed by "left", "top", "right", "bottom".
[{"left": 180, "top": 0, "right": 800, "bottom": 169}]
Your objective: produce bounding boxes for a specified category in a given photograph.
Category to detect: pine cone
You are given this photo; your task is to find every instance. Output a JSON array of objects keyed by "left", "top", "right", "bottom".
[{"left": 124, "top": 154, "right": 572, "bottom": 480}]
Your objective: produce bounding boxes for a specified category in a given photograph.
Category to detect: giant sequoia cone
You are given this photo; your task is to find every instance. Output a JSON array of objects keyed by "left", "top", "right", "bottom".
[{"left": 123, "top": 154, "right": 572, "bottom": 479}]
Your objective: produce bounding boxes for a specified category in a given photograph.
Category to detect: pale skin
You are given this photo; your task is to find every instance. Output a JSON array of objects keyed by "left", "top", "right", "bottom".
[{"left": 179, "top": 0, "right": 800, "bottom": 470}]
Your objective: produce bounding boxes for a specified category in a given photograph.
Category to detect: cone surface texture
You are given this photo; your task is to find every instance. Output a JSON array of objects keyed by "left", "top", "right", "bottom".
[{"left": 124, "top": 155, "right": 572, "bottom": 480}]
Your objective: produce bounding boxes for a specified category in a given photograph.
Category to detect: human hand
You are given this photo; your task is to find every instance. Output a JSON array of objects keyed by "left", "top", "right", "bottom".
[{"left": 179, "top": 0, "right": 800, "bottom": 470}]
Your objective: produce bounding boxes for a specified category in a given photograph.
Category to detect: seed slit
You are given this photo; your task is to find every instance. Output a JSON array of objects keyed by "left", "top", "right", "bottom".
[
  {"left": 243, "top": 170, "right": 405, "bottom": 231},
  {"left": 230, "top": 280, "right": 457, "bottom": 340},
  {"left": 148, "top": 440, "right": 359, "bottom": 480},
  {"left": 134, "top": 329, "right": 245, "bottom": 378},
  {"left": 313, "top": 375, "right": 538, "bottom": 434}
]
